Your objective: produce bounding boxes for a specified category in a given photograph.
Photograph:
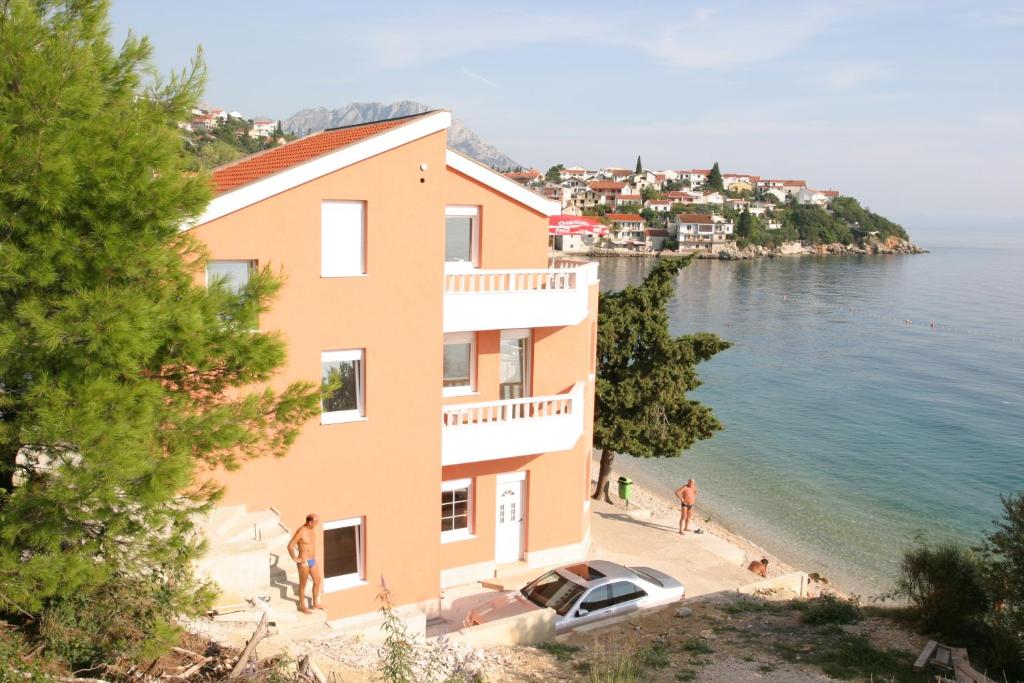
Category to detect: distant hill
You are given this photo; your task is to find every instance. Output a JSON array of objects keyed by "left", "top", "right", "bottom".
[{"left": 283, "top": 101, "right": 522, "bottom": 170}]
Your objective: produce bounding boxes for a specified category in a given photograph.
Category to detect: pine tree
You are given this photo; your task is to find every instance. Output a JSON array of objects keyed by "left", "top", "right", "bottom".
[
  {"left": 736, "top": 210, "right": 754, "bottom": 239},
  {"left": 592, "top": 257, "right": 731, "bottom": 501},
  {"left": 635, "top": 155, "right": 643, "bottom": 174},
  {"left": 0, "top": 0, "right": 318, "bottom": 662},
  {"left": 707, "top": 162, "right": 724, "bottom": 191}
]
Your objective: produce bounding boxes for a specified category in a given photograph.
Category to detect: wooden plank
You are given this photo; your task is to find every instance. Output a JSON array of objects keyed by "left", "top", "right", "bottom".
[{"left": 913, "top": 639, "right": 938, "bottom": 672}]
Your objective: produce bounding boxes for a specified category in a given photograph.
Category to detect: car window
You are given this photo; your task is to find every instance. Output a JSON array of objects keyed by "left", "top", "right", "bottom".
[
  {"left": 607, "top": 581, "right": 647, "bottom": 606},
  {"left": 577, "top": 585, "right": 612, "bottom": 613},
  {"left": 521, "top": 571, "right": 586, "bottom": 616}
]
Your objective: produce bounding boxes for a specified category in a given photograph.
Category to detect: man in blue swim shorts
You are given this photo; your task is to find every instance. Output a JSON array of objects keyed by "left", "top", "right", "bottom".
[{"left": 287, "top": 513, "right": 323, "bottom": 613}]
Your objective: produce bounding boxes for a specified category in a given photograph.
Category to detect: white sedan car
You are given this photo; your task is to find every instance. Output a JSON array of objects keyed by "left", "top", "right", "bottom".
[{"left": 465, "top": 560, "right": 685, "bottom": 634}]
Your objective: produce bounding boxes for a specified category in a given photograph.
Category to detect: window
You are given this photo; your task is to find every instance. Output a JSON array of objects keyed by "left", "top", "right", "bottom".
[
  {"left": 499, "top": 329, "right": 531, "bottom": 399},
  {"left": 445, "top": 206, "right": 478, "bottom": 270},
  {"left": 441, "top": 478, "right": 473, "bottom": 542},
  {"left": 206, "top": 260, "right": 254, "bottom": 294},
  {"left": 323, "top": 517, "right": 364, "bottom": 591},
  {"left": 321, "top": 350, "right": 364, "bottom": 424},
  {"left": 321, "top": 201, "right": 365, "bottom": 277},
  {"left": 443, "top": 332, "right": 475, "bottom": 396}
]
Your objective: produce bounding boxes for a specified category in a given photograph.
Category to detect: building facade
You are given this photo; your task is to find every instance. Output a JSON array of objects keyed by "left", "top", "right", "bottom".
[{"left": 187, "top": 111, "right": 598, "bottom": 623}]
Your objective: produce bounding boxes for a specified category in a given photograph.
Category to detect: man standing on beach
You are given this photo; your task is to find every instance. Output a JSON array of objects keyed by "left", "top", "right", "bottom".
[
  {"left": 675, "top": 479, "right": 697, "bottom": 534},
  {"left": 287, "top": 513, "right": 324, "bottom": 614}
]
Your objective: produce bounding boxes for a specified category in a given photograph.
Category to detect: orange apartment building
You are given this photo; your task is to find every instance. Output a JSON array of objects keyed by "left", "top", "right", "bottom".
[{"left": 185, "top": 110, "right": 599, "bottom": 624}]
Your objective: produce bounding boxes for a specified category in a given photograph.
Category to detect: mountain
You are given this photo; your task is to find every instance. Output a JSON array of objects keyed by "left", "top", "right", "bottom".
[{"left": 282, "top": 101, "right": 522, "bottom": 171}]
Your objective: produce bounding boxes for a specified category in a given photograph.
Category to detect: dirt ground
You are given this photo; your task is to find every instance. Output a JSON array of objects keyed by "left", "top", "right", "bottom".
[{"left": 465, "top": 592, "right": 930, "bottom": 683}]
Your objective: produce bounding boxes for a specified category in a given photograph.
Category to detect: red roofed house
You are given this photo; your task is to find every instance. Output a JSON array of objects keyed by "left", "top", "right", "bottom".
[
  {"left": 616, "top": 193, "right": 641, "bottom": 207},
  {"left": 670, "top": 212, "right": 734, "bottom": 253},
  {"left": 645, "top": 198, "right": 674, "bottom": 213},
  {"left": 188, "top": 110, "right": 598, "bottom": 632},
  {"left": 249, "top": 119, "right": 278, "bottom": 139},
  {"left": 606, "top": 213, "right": 646, "bottom": 245},
  {"left": 645, "top": 228, "right": 671, "bottom": 251},
  {"left": 506, "top": 168, "right": 543, "bottom": 185},
  {"left": 588, "top": 180, "right": 632, "bottom": 206}
]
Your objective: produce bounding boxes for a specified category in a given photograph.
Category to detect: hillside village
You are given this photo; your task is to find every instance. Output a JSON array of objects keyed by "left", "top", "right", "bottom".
[
  {"left": 180, "top": 105, "right": 291, "bottom": 170},
  {"left": 507, "top": 161, "right": 913, "bottom": 256}
]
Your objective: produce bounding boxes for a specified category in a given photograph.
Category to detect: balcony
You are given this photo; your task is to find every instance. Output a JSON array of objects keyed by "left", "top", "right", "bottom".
[
  {"left": 443, "top": 260, "right": 598, "bottom": 333},
  {"left": 441, "top": 382, "right": 585, "bottom": 466}
]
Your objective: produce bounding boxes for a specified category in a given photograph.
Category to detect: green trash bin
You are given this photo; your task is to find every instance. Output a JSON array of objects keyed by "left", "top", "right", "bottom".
[{"left": 617, "top": 476, "right": 633, "bottom": 506}]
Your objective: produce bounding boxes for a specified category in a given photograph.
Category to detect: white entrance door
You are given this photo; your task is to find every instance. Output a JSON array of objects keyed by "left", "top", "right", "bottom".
[{"left": 495, "top": 476, "right": 525, "bottom": 564}]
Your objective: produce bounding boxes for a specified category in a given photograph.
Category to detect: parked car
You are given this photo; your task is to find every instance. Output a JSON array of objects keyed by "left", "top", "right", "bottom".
[{"left": 464, "top": 560, "right": 684, "bottom": 633}]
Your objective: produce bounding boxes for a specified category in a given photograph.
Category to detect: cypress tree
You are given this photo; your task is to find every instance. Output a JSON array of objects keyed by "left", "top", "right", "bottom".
[
  {"left": 593, "top": 257, "right": 730, "bottom": 501},
  {"left": 635, "top": 155, "right": 643, "bottom": 174},
  {"left": 0, "top": 0, "right": 318, "bottom": 663},
  {"left": 707, "top": 162, "right": 724, "bottom": 191}
]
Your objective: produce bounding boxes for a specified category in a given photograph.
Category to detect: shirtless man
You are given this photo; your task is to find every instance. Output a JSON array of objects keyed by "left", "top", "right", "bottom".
[
  {"left": 675, "top": 479, "right": 697, "bottom": 534},
  {"left": 747, "top": 558, "right": 769, "bottom": 578},
  {"left": 287, "top": 513, "right": 324, "bottom": 613}
]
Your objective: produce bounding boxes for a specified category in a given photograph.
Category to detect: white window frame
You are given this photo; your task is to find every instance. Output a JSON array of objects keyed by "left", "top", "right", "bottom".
[
  {"left": 321, "top": 200, "right": 366, "bottom": 278},
  {"left": 322, "top": 516, "right": 366, "bottom": 592},
  {"left": 500, "top": 328, "right": 532, "bottom": 397},
  {"left": 320, "top": 349, "right": 366, "bottom": 424},
  {"left": 441, "top": 478, "right": 475, "bottom": 543},
  {"left": 442, "top": 332, "right": 476, "bottom": 397},
  {"left": 205, "top": 259, "right": 255, "bottom": 291},
  {"left": 444, "top": 205, "right": 479, "bottom": 273}
]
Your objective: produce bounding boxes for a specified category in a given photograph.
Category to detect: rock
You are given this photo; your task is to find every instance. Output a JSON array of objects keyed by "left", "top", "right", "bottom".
[{"left": 675, "top": 607, "right": 694, "bottom": 618}]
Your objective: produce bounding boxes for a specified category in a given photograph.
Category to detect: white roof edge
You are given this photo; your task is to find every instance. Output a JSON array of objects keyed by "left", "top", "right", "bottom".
[
  {"left": 445, "top": 149, "right": 560, "bottom": 217},
  {"left": 182, "top": 110, "right": 453, "bottom": 230}
]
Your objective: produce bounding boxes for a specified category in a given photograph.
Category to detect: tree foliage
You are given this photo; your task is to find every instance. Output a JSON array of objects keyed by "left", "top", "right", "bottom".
[
  {"left": 545, "top": 164, "right": 564, "bottom": 184},
  {"left": 592, "top": 258, "right": 730, "bottom": 499},
  {"left": 0, "top": 0, "right": 318, "bottom": 665},
  {"left": 978, "top": 493, "right": 1024, "bottom": 638},
  {"left": 706, "top": 162, "right": 724, "bottom": 191}
]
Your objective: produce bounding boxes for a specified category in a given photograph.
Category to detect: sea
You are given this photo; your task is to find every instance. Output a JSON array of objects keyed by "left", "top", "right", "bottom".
[{"left": 592, "top": 223, "right": 1024, "bottom": 597}]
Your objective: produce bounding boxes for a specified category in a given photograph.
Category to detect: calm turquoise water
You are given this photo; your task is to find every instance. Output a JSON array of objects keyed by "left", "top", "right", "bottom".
[{"left": 594, "top": 225, "right": 1024, "bottom": 596}]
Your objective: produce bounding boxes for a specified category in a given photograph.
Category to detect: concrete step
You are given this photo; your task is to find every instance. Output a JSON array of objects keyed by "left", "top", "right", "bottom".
[
  {"left": 221, "top": 509, "right": 284, "bottom": 543},
  {"left": 210, "top": 504, "right": 248, "bottom": 536}
]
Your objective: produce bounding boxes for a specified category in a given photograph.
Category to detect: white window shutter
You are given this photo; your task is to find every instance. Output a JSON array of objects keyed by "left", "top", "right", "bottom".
[{"left": 321, "top": 201, "right": 365, "bottom": 276}]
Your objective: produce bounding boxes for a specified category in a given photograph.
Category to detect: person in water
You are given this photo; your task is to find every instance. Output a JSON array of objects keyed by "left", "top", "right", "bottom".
[
  {"left": 747, "top": 557, "right": 769, "bottom": 578},
  {"left": 287, "top": 513, "right": 324, "bottom": 613},
  {"left": 675, "top": 479, "right": 698, "bottom": 534}
]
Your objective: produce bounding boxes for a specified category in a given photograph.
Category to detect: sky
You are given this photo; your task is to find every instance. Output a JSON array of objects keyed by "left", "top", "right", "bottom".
[{"left": 108, "top": 1, "right": 1024, "bottom": 224}]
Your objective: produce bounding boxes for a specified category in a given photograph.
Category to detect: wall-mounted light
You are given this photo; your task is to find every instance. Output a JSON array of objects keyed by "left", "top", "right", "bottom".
[{"left": 419, "top": 163, "right": 429, "bottom": 172}]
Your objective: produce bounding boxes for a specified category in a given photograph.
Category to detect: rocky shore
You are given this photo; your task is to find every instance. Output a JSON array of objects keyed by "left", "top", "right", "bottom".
[
  {"left": 710, "top": 236, "right": 926, "bottom": 260},
  {"left": 574, "top": 236, "right": 926, "bottom": 261}
]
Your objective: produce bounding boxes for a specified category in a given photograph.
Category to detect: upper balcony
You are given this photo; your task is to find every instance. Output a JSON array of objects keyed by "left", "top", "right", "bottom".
[
  {"left": 443, "top": 259, "right": 598, "bottom": 333},
  {"left": 441, "top": 382, "right": 585, "bottom": 466}
]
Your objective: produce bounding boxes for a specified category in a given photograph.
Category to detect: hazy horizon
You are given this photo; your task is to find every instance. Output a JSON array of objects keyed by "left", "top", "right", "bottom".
[{"left": 109, "top": 1, "right": 1024, "bottom": 225}]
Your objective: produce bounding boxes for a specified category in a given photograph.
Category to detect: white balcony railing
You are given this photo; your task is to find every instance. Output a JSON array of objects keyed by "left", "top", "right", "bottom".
[
  {"left": 441, "top": 382, "right": 585, "bottom": 466},
  {"left": 442, "top": 260, "right": 597, "bottom": 333}
]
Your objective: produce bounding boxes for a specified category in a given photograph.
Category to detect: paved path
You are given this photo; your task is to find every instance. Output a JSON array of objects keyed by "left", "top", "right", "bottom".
[{"left": 586, "top": 499, "right": 757, "bottom": 597}]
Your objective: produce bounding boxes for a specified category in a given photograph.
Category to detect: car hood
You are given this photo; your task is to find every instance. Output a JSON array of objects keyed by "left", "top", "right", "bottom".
[{"left": 466, "top": 591, "right": 539, "bottom": 626}]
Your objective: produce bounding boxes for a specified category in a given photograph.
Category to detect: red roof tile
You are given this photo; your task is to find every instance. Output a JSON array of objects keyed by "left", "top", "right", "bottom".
[
  {"left": 588, "top": 181, "right": 626, "bottom": 190},
  {"left": 674, "top": 213, "right": 715, "bottom": 223},
  {"left": 211, "top": 112, "right": 434, "bottom": 194},
  {"left": 607, "top": 213, "right": 644, "bottom": 222}
]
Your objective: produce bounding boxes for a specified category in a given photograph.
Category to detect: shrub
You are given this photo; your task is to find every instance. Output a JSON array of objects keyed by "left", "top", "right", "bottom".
[
  {"left": 801, "top": 595, "right": 863, "bottom": 626},
  {"left": 892, "top": 542, "right": 988, "bottom": 636},
  {"left": 585, "top": 653, "right": 644, "bottom": 683},
  {"left": 536, "top": 641, "right": 582, "bottom": 662}
]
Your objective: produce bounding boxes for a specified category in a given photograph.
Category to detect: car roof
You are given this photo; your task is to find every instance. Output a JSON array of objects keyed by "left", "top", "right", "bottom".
[{"left": 555, "top": 560, "right": 639, "bottom": 588}]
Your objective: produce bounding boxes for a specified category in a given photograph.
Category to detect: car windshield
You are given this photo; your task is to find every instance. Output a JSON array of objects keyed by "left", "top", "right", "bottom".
[{"left": 521, "top": 571, "right": 586, "bottom": 616}]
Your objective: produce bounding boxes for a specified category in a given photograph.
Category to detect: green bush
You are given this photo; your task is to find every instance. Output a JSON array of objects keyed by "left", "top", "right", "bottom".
[
  {"left": 892, "top": 542, "right": 988, "bottom": 636},
  {"left": 536, "top": 641, "right": 582, "bottom": 662},
  {"left": 801, "top": 595, "right": 863, "bottom": 626},
  {"left": 37, "top": 575, "right": 205, "bottom": 673}
]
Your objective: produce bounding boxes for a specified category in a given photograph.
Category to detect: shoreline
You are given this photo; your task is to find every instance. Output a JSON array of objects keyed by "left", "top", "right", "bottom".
[
  {"left": 556, "top": 237, "right": 927, "bottom": 261},
  {"left": 594, "top": 462, "right": 846, "bottom": 595}
]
